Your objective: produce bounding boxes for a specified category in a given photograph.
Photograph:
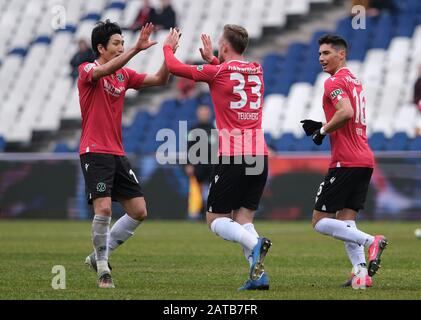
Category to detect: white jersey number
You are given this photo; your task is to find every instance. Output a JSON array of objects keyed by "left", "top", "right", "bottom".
[
  {"left": 230, "top": 73, "right": 262, "bottom": 110},
  {"left": 353, "top": 88, "right": 366, "bottom": 125}
]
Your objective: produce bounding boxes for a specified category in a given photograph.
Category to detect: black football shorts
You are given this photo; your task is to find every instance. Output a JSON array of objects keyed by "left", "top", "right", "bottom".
[
  {"left": 206, "top": 156, "right": 268, "bottom": 214},
  {"left": 314, "top": 167, "right": 373, "bottom": 213},
  {"left": 80, "top": 153, "right": 143, "bottom": 204}
]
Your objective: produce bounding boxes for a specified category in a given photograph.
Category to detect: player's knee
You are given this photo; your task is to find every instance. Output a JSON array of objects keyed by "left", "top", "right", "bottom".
[
  {"left": 312, "top": 217, "right": 321, "bottom": 229},
  {"left": 206, "top": 215, "right": 216, "bottom": 229},
  {"left": 95, "top": 204, "right": 112, "bottom": 217},
  {"left": 131, "top": 206, "right": 148, "bottom": 221}
]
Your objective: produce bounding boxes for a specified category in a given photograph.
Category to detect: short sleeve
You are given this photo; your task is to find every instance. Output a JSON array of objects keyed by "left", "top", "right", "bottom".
[
  {"left": 324, "top": 77, "right": 349, "bottom": 107},
  {"left": 78, "top": 62, "right": 97, "bottom": 84},
  {"left": 190, "top": 64, "right": 221, "bottom": 83},
  {"left": 124, "top": 68, "right": 147, "bottom": 90}
]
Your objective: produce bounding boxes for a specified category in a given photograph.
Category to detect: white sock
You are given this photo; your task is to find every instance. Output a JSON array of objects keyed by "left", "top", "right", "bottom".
[
  {"left": 314, "top": 218, "right": 374, "bottom": 247},
  {"left": 242, "top": 223, "right": 259, "bottom": 266},
  {"left": 343, "top": 220, "right": 367, "bottom": 268},
  {"left": 92, "top": 215, "right": 111, "bottom": 267},
  {"left": 210, "top": 217, "right": 258, "bottom": 251},
  {"left": 108, "top": 213, "right": 142, "bottom": 256},
  {"left": 242, "top": 223, "right": 259, "bottom": 237}
]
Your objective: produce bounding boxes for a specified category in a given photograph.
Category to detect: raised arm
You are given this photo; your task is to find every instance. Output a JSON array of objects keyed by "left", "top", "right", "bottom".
[
  {"left": 140, "top": 61, "right": 170, "bottom": 87},
  {"left": 163, "top": 28, "right": 194, "bottom": 79},
  {"left": 199, "top": 34, "right": 219, "bottom": 65},
  {"left": 140, "top": 29, "right": 181, "bottom": 87},
  {"left": 92, "top": 23, "right": 157, "bottom": 81}
]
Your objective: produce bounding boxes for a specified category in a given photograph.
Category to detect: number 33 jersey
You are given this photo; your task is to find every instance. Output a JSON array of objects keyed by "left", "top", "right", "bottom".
[
  {"left": 323, "top": 67, "right": 374, "bottom": 168},
  {"left": 191, "top": 60, "right": 268, "bottom": 156}
]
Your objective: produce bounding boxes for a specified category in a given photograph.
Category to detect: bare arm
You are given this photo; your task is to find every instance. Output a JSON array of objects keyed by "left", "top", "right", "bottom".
[
  {"left": 92, "top": 23, "right": 157, "bottom": 81},
  {"left": 322, "top": 98, "right": 354, "bottom": 133},
  {"left": 140, "top": 61, "right": 170, "bottom": 87},
  {"left": 163, "top": 28, "right": 194, "bottom": 79},
  {"left": 140, "top": 28, "right": 182, "bottom": 87}
]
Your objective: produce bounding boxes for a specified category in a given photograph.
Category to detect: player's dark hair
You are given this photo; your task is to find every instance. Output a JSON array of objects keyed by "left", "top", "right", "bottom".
[
  {"left": 223, "top": 24, "right": 249, "bottom": 55},
  {"left": 91, "top": 19, "right": 122, "bottom": 58},
  {"left": 318, "top": 34, "right": 348, "bottom": 53}
]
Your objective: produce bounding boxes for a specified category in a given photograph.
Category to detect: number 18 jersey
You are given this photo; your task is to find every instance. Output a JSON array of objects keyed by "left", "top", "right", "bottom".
[
  {"left": 323, "top": 67, "right": 374, "bottom": 168},
  {"left": 191, "top": 60, "right": 268, "bottom": 156}
]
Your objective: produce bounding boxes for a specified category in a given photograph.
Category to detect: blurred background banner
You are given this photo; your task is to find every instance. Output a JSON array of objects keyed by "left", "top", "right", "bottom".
[
  {"left": 261, "top": 152, "right": 421, "bottom": 221},
  {"left": 1, "top": 152, "right": 419, "bottom": 220}
]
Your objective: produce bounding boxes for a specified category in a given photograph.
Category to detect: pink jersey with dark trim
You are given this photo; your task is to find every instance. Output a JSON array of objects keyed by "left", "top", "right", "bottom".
[
  {"left": 323, "top": 68, "right": 374, "bottom": 168},
  {"left": 190, "top": 60, "right": 268, "bottom": 156},
  {"left": 78, "top": 61, "right": 146, "bottom": 155}
]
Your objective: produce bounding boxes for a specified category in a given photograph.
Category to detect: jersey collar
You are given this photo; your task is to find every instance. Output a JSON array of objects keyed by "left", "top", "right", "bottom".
[
  {"left": 226, "top": 59, "right": 250, "bottom": 64},
  {"left": 334, "top": 67, "right": 349, "bottom": 75}
]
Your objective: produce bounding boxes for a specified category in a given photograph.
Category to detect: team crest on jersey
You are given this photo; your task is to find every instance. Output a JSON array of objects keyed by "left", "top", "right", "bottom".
[
  {"left": 116, "top": 73, "right": 125, "bottom": 82},
  {"left": 84, "top": 63, "right": 95, "bottom": 72},
  {"left": 330, "top": 88, "right": 343, "bottom": 100},
  {"left": 197, "top": 65, "right": 204, "bottom": 71}
]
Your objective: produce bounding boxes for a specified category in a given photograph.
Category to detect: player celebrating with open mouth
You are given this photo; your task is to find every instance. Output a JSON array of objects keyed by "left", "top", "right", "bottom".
[{"left": 301, "top": 34, "right": 388, "bottom": 289}]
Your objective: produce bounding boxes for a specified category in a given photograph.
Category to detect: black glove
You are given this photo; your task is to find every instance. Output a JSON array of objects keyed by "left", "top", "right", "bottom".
[
  {"left": 311, "top": 129, "right": 326, "bottom": 145},
  {"left": 300, "top": 119, "right": 322, "bottom": 136}
]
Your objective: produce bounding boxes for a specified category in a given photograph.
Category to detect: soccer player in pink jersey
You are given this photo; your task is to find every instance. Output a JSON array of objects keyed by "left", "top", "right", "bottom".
[
  {"left": 301, "top": 34, "right": 388, "bottom": 288},
  {"left": 78, "top": 20, "right": 178, "bottom": 288},
  {"left": 163, "top": 26, "right": 271, "bottom": 290}
]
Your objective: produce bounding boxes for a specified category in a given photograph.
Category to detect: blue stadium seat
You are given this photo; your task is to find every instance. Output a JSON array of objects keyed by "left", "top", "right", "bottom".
[
  {"left": 395, "top": 13, "right": 416, "bottom": 37},
  {"left": 285, "top": 43, "right": 307, "bottom": 60},
  {"left": 274, "top": 133, "right": 296, "bottom": 152},
  {"left": 106, "top": 2, "right": 126, "bottom": 10},
  {"left": 124, "top": 141, "right": 136, "bottom": 153},
  {"left": 371, "top": 16, "right": 392, "bottom": 49},
  {"left": 34, "top": 36, "right": 51, "bottom": 44},
  {"left": 8, "top": 47, "right": 27, "bottom": 57},
  {"left": 54, "top": 142, "right": 73, "bottom": 153},
  {"left": 158, "top": 99, "right": 178, "bottom": 118},
  {"left": 385, "top": 132, "right": 409, "bottom": 151},
  {"left": 318, "top": 136, "right": 331, "bottom": 152},
  {"left": 401, "top": 0, "right": 420, "bottom": 13},
  {"left": 56, "top": 25, "right": 77, "bottom": 33},
  {"left": 82, "top": 13, "right": 101, "bottom": 21},
  {"left": 408, "top": 136, "right": 421, "bottom": 151},
  {"left": 369, "top": 132, "right": 387, "bottom": 151},
  {"left": 0, "top": 136, "right": 5, "bottom": 151},
  {"left": 336, "top": 17, "right": 354, "bottom": 39},
  {"left": 294, "top": 136, "right": 317, "bottom": 152},
  {"left": 132, "top": 111, "right": 151, "bottom": 128}
]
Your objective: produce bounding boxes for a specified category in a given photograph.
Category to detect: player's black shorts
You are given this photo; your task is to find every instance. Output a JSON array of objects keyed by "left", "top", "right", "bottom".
[
  {"left": 206, "top": 156, "right": 268, "bottom": 214},
  {"left": 80, "top": 153, "right": 143, "bottom": 205},
  {"left": 194, "top": 163, "right": 214, "bottom": 184},
  {"left": 314, "top": 167, "right": 373, "bottom": 213}
]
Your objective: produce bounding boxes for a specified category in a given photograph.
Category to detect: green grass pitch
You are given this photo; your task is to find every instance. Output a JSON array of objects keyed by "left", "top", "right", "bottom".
[{"left": 0, "top": 220, "right": 420, "bottom": 300}]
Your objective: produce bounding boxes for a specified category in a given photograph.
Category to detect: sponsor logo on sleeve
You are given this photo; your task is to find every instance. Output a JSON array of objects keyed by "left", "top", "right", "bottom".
[
  {"left": 84, "top": 63, "right": 95, "bottom": 72},
  {"left": 330, "top": 88, "right": 343, "bottom": 100},
  {"left": 197, "top": 65, "right": 204, "bottom": 71}
]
